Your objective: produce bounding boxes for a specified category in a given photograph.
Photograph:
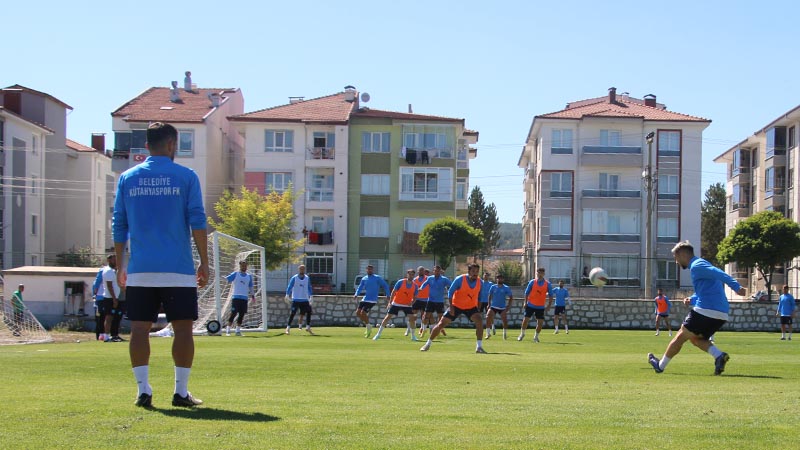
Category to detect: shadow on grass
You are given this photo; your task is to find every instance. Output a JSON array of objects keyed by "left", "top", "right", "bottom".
[
  {"left": 483, "top": 351, "right": 521, "bottom": 356},
  {"left": 723, "top": 374, "right": 783, "bottom": 379},
  {"left": 152, "top": 407, "right": 280, "bottom": 422},
  {"left": 551, "top": 342, "right": 584, "bottom": 346}
]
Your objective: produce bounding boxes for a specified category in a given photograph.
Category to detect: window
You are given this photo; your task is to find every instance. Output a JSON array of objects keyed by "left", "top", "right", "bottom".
[
  {"left": 766, "top": 167, "right": 784, "bottom": 196},
  {"left": 31, "top": 214, "right": 38, "bottom": 235},
  {"left": 551, "top": 129, "right": 573, "bottom": 154},
  {"left": 359, "top": 259, "right": 386, "bottom": 276},
  {"left": 457, "top": 147, "right": 468, "bottom": 168},
  {"left": 97, "top": 161, "right": 102, "bottom": 179},
  {"left": 657, "top": 217, "right": 679, "bottom": 238},
  {"left": 658, "top": 174, "right": 679, "bottom": 197},
  {"left": 404, "top": 217, "right": 434, "bottom": 233},
  {"left": 360, "top": 217, "right": 389, "bottom": 237},
  {"left": 265, "top": 130, "right": 294, "bottom": 152},
  {"left": 583, "top": 210, "right": 640, "bottom": 234},
  {"left": 599, "top": 173, "right": 620, "bottom": 192},
  {"left": 307, "top": 169, "right": 334, "bottom": 202},
  {"left": 177, "top": 130, "right": 194, "bottom": 157},
  {"left": 0, "top": 209, "right": 3, "bottom": 239},
  {"left": 766, "top": 126, "right": 786, "bottom": 158},
  {"left": 313, "top": 132, "right": 335, "bottom": 149},
  {"left": 456, "top": 178, "right": 467, "bottom": 201},
  {"left": 402, "top": 125, "right": 452, "bottom": 157},
  {"left": 97, "top": 196, "right": 102, "bottom": 214},
  {"left": 657, "top": 259, "right": 679, "bottom": 280},
  {"left": 549, "top": 215, "right": 571, "bottom": 239},
  {"left": 600, "top": 129, "right": 621, "bottom": 146},
  {"left": 265, "top": 172, "right": 293, "bottom": 194},
  {"left": 306, "top": 252, "right": 334, "bottom": 274},
  {"left": 361, "top": 174, "right": 390, "bottom": 195},
  {"left": 362, "top": 132, "right": 390, "bottom": 153},
  {"left": 30, "top": 175, "right": 38, "bottom": 196},
  {"left": 0, "top": 167, "right": 3, "bottom": 198},
  {"left": 96, "top": 230, "right": 102, "bottom": 248},
  {"left": 31, "top": 255, "right": 38, "bottom": 266},
  {"left": 549, "top": 258, "right": 573, "bottom": 282},
  {"left": 400, "top": 168, "right": 452, "bottom": 201},
  {"left": 789, "top": 126, "right": 796, "bottom": 149},
  {"left": 311, "top": 216, "right": 334, "bottom": 233},
  {"left": 550, "top": 172, "right": 572, "bottom": 197},
  {"left": 658, "top": 130, "right": 681, "bottom": 155},
  {"left": 584, "top": 254, "right": 640, "bottom": 281},
  {"left": 732, "top": 183, "right": 751, "bottom": 209},
  {"left": 32, "top": 135, "right": 38, "bottom": 156}
]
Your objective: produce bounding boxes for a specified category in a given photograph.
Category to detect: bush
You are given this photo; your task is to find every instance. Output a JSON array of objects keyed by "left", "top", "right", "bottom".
[
  {"left": 51, "top": 319, "right": 91, "bottom": 332},
  {"left": 496, "top": 260, "right": 524, "bottom": 286}
]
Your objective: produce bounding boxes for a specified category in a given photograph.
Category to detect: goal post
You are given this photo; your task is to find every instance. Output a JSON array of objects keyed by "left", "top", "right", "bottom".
[{"left": 0, "top": 300, "right": 54, "bottom": 345}]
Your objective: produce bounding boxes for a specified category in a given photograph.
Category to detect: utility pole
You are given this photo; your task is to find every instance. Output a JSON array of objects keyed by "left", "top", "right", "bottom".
[{"left": 643, "top": 132, "right": 656, "bottom": 300}]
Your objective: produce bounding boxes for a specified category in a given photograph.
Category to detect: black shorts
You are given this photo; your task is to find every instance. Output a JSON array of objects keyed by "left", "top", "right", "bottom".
[
  {"left": 554, "top": 306, "right": 566, "bottom": 315},
  {"left": 682, "top": 309, "right": 726, "bottom": 339},
  {"left": 357, "top": 301, "right": 376, "bottom": 312},
  {"left": 388, "top": 305, "right": 414, "bottom": 316},
  {"left": 657, "top": 313, "right": 669, "bottom": 318},
  {"left": 489, "top": 306, "right": 506, "bottom": 314},
  {"left": 780, "top": 316, "right": 793, "bottom": 325},
  {"left": 125, "top": 286, "right": 198, "bottom": 323},
  {"left": 111, "top": 301, "right": 126, "bottom": 317},
  {"left": 231, "top": 298, "right": 248, "bottom": 316},
  {"left": 524, "top": 305, "right": 545, "bottom": 319},
  {"left": 444, "top": 306, "right": 480, "bottom": 321},
  {"left": 291, "top": 301, "right": 312, "bottom": 315},
  {"left": 424, "top": 302, "right": 445, "bottom": 314},
  {"left": 97, "top": 298, "right": 114, "bottom": 316},
  {"left": 479, "top": 302, "right": 489, "bottom": 313},
  {"left": 412, "top": 299, "right": 428, "bottom": 312}
]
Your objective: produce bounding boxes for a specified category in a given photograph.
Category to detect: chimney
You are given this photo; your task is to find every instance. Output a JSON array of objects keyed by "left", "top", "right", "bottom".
[
  {"left": 344, "top": 85, "right": 357, "bottom": 102},
  {"left": 184, "top": 71, "right": 193, "bottom": 92},
  {"left": 644, "top": 94, "right": 657, "bottom": 107},
  {"left": 2, "top": 89, "right": 22, "bottom": 114},
  {"left": 91, "top": 133, "right": 105, "bottom": 153},
  {"left": 170, "top": 81, "right": 181, "bottom": 102},
  {"left": 620, "top": 91, "right": 630, "bottom": 102},
  {"left": 288, "top": 96, "right": 304, "bottom": 104},
  {"left": 408, "top": 104, "right": 413, "bottom": 114},
  {"left": 208, "top": 92, "right": 221, "bottom": 108},
  {"left": 608, "top": 87, "right": 617, "bottom": 103}
]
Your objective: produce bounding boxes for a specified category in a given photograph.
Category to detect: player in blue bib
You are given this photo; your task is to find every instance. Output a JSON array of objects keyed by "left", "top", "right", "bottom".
[
  {"left": 552, "top": 280, "right": 572, "bottom": 334},
  {"left": 777, "top": 285, "right": 796, "bottom": 340},
  {"left": 486, "top": 274, "right": 513, "bottom": 340},
  {"left": 224, "top": 260, "right": 254, "bottom": 336}
]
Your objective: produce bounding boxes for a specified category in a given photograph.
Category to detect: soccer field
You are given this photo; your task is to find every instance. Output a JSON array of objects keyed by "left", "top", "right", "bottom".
[{"left": 0, "top": 328, "right": 798, "bottom": 449}]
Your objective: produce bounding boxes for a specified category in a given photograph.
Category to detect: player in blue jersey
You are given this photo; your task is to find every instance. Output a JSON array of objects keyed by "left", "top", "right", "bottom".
[
  {"left": 91, "top": 267, "right": 104, "bottom": 340},
  {"left": 113, "top": 122, "right": 209, "bottom": 408},
  {"left": 478, "top": 272, "right": 494, "bottom": 333},
  {"left": 354, "top": 265, "right": 391, "bottom": 337},
  {"left": 552, "top": 280, "right": 572, "bottom": 335},
  {"left": 485, "top": 274, "right": 513, "bottom": 340},
  {"left": 777, "top": 285, "right": 795, "bottom": 340},
  {"left": 224, "top": 260, "right": 255, "bottom": 336},
  {"left": 648, "top": 241, "right": 745, "bottom": 375},
  {"left": 285, "top": 265, "right": 314, "bottom": 335},
  {"left": 417, "top": 265, "right": 452, "bottom": 338}
]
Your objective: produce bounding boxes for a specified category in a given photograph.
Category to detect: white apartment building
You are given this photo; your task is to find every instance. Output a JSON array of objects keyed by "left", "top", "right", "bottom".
[
  {"left": 64, "top": 137, "right": 114, "bottom": 253},
  {"left": 518, "top": 88, "right": 710, "bottom": 290},
  {"left": 714, "top": 105, "right": 800, "bottom": 295}
]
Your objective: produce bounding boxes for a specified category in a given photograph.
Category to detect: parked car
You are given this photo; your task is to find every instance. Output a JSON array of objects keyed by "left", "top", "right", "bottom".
[{"left": 309, "top": 273, "right": 335, "bottom": 294}]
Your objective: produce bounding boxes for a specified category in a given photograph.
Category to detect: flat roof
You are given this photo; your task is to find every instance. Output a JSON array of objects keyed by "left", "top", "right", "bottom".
[{"left": 3, "top": 266, "right": 100, "bottom": 277}]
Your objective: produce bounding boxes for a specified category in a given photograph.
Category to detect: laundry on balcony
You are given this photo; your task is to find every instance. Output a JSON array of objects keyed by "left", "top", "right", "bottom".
[
  {"left": 405, "top": 148, "right": 418, "bottom": 164},
  {"left": 319, "top": 231, "right": 333, "bottom": 245}
]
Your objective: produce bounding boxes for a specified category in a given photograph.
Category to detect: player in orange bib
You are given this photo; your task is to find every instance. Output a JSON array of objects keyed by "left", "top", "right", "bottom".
[
  {"left": 653, "top": 288, "right": 672, "bottom": 336},
  {"left": 373, "top": 269, "right": 419, "bottom": 341},
  {"left": 420, "top": 263, "right": 486, "bottom": 353},
  {"left": 519, "top": 267, "right": 553, "bottom": 342}
]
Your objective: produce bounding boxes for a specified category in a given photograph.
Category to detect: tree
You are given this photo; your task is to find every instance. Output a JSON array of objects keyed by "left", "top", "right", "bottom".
[
  {"left": 467, "top": 186, "right": 501, "bottom": 258},
  {"left": 209, "top": 187, "right": 305, "bottom": 271},
  {"left": 56, "top": 246, "right": 101, "bottom": 267},
  {"left": 495, "top": 260, "right": 524, "bottom": 286},
  {"left": 717, "top": 211, "right": 800, "bottom": 298},
  {"left": 418, "top": 217, "right": 483, "bottom": 270},
  {"left": 701, "top": 182, "right": 726, "bottom": 266}
]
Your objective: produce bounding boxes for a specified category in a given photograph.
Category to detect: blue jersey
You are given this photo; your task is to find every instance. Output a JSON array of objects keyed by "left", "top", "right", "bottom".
[
  {"left": 478, "top": 280, "right": 494, "bottom": 304},
  {"left": 355, "top": 274, "right": 391, "bottom": 302},
  {"left": 92, "top": 268, "right": 103, "bottom": 300},
  {"left": 419, "top": 275, "right": 452, "bottom": 303},
  {"left": 489, "top": 284, "right": 513, "bottom": 309},
  {"left": 778, "top": 293, "right": 796, "bottom": 316},
  {"left": 687, "top": 256, "right": 742, "bottom": 315},
  {"left": 552, "top": 286, "right": 570, "bottom": 307},
  {"left": 113, "top": 156, "right": 206, "bottom": 286}
]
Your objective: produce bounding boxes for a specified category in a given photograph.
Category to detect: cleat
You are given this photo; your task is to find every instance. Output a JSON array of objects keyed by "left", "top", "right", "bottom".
[
  {"left": 789, "top": 336, "right": 792, "bottom": 341},
  {"left": 364, "top": 327, "right": 372, "bottom": 338},
  {"left": 284, "top": 326, "right": 290, "bottom": 335},
  {"left": 299, "top": 323, "right": 303, "bottom": 330},
  {"left": 420, "top": 342, "right": 431, "bottom": 352},
  {"left": 534, "top": 336, "right": 540, "bottom": 343},
  {"left": 411, "top": 334, "right": 418, "bottom": 342},
  {"left": 714, "top": 353, "right": 729, "bottom": 375},
  {"left": 226, "top": 331, "right": 230, "bottom": 336},
  {"left": 566, "top": 330, "right": 569, "bottom": 334},
  {"left": 134, "top": 393, "right": 152, "bottom": 408},
  {"left": 517, "top": 333, "right": 525, "bottom": 341},
  {"left": 485, "top": 333, "right": 491, "bottom": 340},
  {"left": 492, "top": 325, "right": 496, "bottom": 335},
  {"left": 554, "top": 330, "right": 559, "bottom": 334},
  {"left": 235, "top": 331, "right": 243, "bottom": 336},
  {"left": 305, "top": 327, "right": 314, "bottom": 335},
  {"left": 475, "top": 347, "right": 487, "bottom": 354},
  {"left": 648, "top": 353, "right": 663, "bottom": 373},
  {"left": 172, "top": 392, "right": 203, "bottom": 407},
  {"left": 372, "top": 334, "right": 380, "bottom": 341},
  {"left": 780, "top": 337, "right": 786, "bottom": 340},
  {"left": 404, "top": 328, "right": 410, "bottom": 336},
  {"left": 668, "top": 332, "right": 672, "bottom": 337},
  {"left": 655, "top": 331, "right": 660, "bottom": 336}
]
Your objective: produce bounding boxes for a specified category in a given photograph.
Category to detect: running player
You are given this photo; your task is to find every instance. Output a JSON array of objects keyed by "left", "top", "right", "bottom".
[
  {"left": 354, "top": 265, "right": 391, "bottom": 337},
  {"left": 373, "top": 269, "right": 418, "bottom": 341},
  {"left": 285, "top": 265, "right": 314, "bottom": 335},
  {"left": 486, "top": 274, "right": 513, "bottom": 339},
  {"left": 519, "top": 267, "right": 553, "bottom": 342},
  {"left": 410, "top": 266, "right": 429, "bottom": 336},
  {"left": 653, "top": 288, "right": 672, "bottom": 337},
  {"left": 420, "top": 263, "right": 485, "bottom": 353},
  {"left": 648, "top": 241, "right": 746, "bottom": 375},
  {"left": 552, "top": 279, "right": 571, "bottom": 334},
  {"left": 777, "top": 285, "right": 795, "bottom": 340},
  {"left": 417, "top": 265, "right": 451, "bottom": 338},
  {"left": 225, "top": 260, "right": 255, "bottom": 336}
]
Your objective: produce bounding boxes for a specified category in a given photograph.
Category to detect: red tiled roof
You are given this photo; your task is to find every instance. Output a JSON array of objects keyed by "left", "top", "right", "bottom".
[
  {"left": 229, "top": 92, "right": 356, "bottom": 124},
  {"left": 2, "top": 84, "right": 73, "bottom": 110},
  {"left": 0, "top": 106, "right": 54, "bottom": 133},
  {"left": 537, "top": 97, "right": 710, "bottom": 122},
  {"left": 112, "top": 87, "right": 237, "bottom": 123},
  {"left": 66, "top": 138, "right": 97, "bottom": 153},
  {"left": 352, "top": 108, "right": 465, "bottom": 124}
]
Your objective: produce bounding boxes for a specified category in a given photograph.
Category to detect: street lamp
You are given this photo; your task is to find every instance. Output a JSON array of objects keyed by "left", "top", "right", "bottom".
[{"left": 643, "top": 132, "right": 656, "bottom": 299}]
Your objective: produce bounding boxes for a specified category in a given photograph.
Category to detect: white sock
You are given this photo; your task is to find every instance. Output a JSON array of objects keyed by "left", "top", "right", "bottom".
[
  {"left": 133, "top": 365, "right": 151, "bottom": 396},
  {"left": 707, "top": 345, "right": 723, "bottom": 359},
  {"left": 565, "top": 325, "right": 569, "bottom": 331},
  {"left": 226, "top": 326, "right": 230, "bottom": 334},
  {"left": 235, "top": 326, "right": 240, "bottom": 332},
  {"left": 781, "top": 332, "right": 785, "bottom": 338},
  {"left": 554, "top": 326, "right": 559, "bottom": 331},
  {"left": 659, "top": 356, "right": 671, "bottom": 371},
  {"left": 174, "top": 366, "right": 191, "bottom": 397},
  {"left": 476, "top": 339, "right": 483, "bottom": 349},
  {"left": 426, "top": 338, "right": 432, "bottom": 345}
]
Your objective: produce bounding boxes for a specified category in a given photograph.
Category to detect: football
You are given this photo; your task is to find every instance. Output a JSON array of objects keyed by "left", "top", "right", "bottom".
[{"left": 588, "top": 267, "right": 608, "bottom": 287}]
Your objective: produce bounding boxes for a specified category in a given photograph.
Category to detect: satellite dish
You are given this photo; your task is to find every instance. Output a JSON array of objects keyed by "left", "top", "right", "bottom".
[{"left": 360, "top": 92, "right": 371, "bottom": 103}]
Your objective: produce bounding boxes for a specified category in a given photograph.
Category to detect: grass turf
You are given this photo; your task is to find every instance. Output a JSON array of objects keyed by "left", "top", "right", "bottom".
[{"left": 0, "top": 327, "right": 798, "bottom": 449}]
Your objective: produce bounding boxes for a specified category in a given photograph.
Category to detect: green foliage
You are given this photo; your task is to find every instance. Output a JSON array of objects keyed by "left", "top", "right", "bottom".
[
  {"left": 497, "top": 222, "right": 523, "bottom": 250},
  {"left": 209, "top": 187, "right": 304, "bottom": 271},
  {"left": 717, "top": 210, "right": 800, "bottom": 295},
  {"left": 418, "top": 217, "right": 483, "bottom": 270},
  {"left": 495, "top": 260, "right": 524, "bottom": 285},
  {"left": 701, "top": 182, "right": 726, "bottom": 266},
  {"left": 467, "top": 186, "right": 501, "bottom": 255},
  {"left": 55, "top": 246, "right": 101, "bottom": 268}
]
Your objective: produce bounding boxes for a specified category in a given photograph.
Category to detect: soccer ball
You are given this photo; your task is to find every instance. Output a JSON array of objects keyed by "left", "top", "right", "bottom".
[{"left": 588, "top": 267, "right": 608, "bottom": 287}]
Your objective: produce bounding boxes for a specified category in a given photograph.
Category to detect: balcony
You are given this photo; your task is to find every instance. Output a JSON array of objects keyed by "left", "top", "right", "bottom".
[
  {"left": 581, "top": 146, "right": 642, "bottom": 167},
  {"left": 306, "top": 147, "right": 335, "bottom": 160},
  {"left": 401, "top": 231, "right": 422, "bottom": 254},
  {"left": 581, "top": 234, "right": 641, "bottom": 242},
  {"left": 400, "top": 148, "right": 453, "bottom": 165},
  {"left": 581, "top": 189, "right": 641, "bottom": 198},
  {"left": 306, "top": 231, "right": 334, "bottom": 246},
  {"left": 763, "top": 189, "right": 785, "bottom": 210},
  {"left": 729, "top": 202, "right": 751, "bottom": 219},
  {"left": 730, "top": 166, "right": 750, "bottom": 183},
  {"left": 583, "top": 146, "right": 642, "bottom": 154}
]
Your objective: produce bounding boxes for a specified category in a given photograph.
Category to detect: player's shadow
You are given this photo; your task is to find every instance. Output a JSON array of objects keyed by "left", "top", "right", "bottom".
[
  {"left": 722, "top": 374, "right": 783, "bottom": 379},
  {"left": 482, "top": 351, "right": 521, "bottom": 356},
  {"left": 152, "top": 407, "right": 280, "bottom": 422}
]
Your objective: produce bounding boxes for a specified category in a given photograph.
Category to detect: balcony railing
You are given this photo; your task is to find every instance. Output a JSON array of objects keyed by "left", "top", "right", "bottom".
[
  {"left": 307, "top": 147, "right": 335, "bottom": 160},
  {"left": 306, "top": 231, "right": 333, "bottom": 245},
  {"left": 400, "top": 148, "right": 454, "bottom": 164},
  {"left": 582, "top": 146, "right": 641, "bottom": 154},
  {"left": 581, "top": 189, "right": 641, "bottom": 198},
  {"left": 581, "top": 234, "right": 641, "bottom": 242}
]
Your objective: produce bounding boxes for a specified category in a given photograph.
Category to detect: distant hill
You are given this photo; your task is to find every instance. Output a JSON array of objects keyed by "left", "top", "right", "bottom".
[{"left": 496, "top": 222, "right": 523, "bottom": 250}]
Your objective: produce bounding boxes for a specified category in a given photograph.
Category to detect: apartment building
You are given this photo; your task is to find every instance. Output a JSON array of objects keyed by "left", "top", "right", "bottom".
[
  {"left": 518, "top": 88, "right": 710, "bottom": 290},
  {"left": 714, "top": 104, "right": 800, "bottom": 294},
  {"left": 110, "top": 72, "right": 245, "bottom": 218}
]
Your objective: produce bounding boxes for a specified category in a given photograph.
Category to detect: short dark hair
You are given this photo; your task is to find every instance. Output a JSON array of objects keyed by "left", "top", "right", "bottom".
[
  {"left": 146, "top": 122, "right": 178, "bottom": 151},
  {"left": 671, "top": 240, "right": 695, "bottom": 256}
]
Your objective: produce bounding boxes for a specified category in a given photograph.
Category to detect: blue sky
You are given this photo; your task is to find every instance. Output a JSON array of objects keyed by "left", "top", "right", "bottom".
[{"left": 4, "top": 0, "right": 799, "bottom": 222}]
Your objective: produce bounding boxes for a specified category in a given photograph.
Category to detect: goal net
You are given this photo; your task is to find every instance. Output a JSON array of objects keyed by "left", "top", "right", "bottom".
[
  {"left": 191, "top": 231, "right": 267, "bottom": 334},
  {"left": 0, "top": 298, "right": 54, "bottom": 345}
]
